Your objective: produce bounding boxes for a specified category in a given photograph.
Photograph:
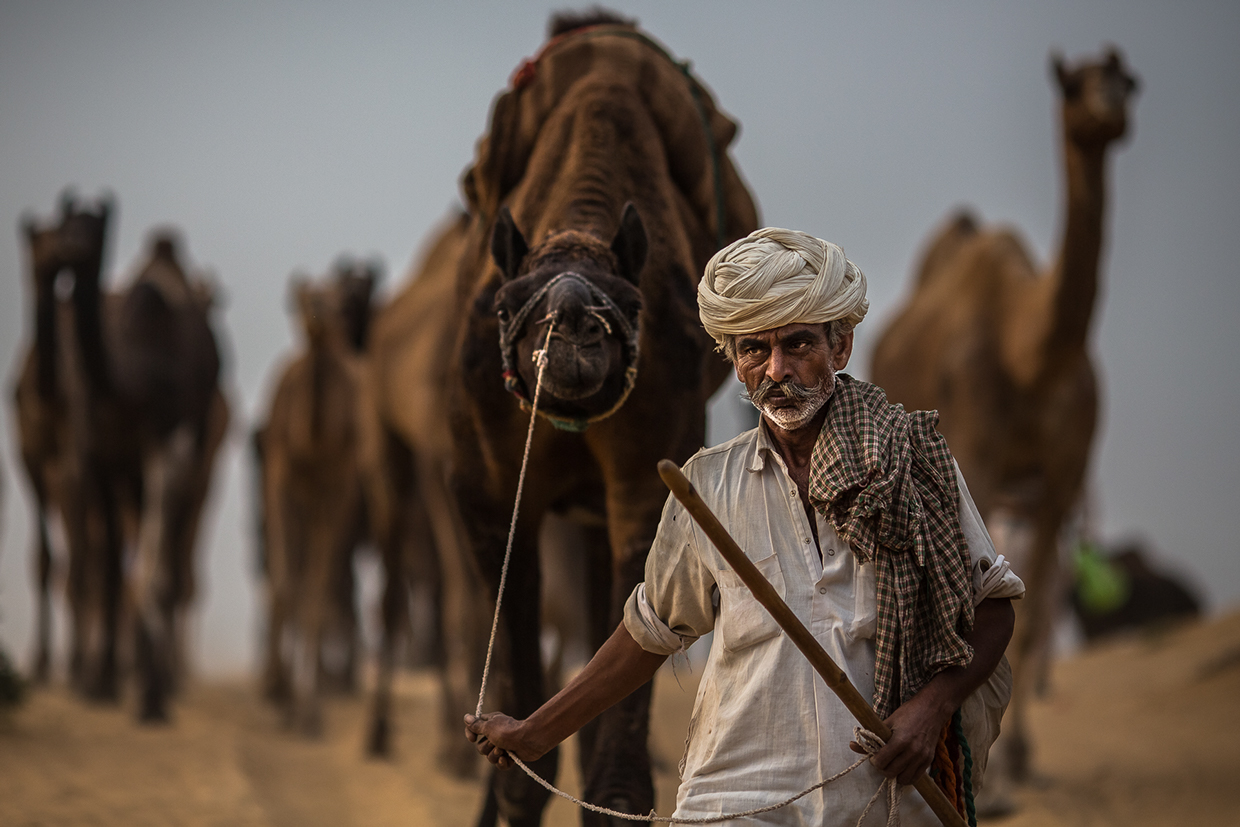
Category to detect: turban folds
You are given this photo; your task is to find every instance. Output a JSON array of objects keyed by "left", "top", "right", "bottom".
[{"left": 697, "top": 227, "right": 869, "bottom": 345}]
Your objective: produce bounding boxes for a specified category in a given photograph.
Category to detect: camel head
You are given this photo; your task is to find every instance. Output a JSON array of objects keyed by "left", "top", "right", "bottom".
[
  {"left": 491, "top": 203, "right": 645, "bottom": 425},
  {"left": 1052, "top": 46, "right": 1139, "bottom": 148},
  {"left": 330, "top": 256, "right": 382, "bottom": 353},
  {"left": 21, "top": 193, "right": 111, "bottom": 298},
  {"left": 290, "top": 266, "right": 370, "bottom": 353}
]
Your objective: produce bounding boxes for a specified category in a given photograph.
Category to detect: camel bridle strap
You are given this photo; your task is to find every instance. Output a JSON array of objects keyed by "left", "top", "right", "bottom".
[{"left": 498, "top": 270, "right": 640, "bottom": 432}]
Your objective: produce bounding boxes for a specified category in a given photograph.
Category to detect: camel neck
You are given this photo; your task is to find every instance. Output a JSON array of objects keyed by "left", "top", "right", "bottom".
[
  {"left": 34, "top": 276, "right": 59, "bottom": 400},
  {"left": 71, "top": 265, "right": 113, "bottom": 397},
  {"left": 1044, "top": 137, "right": 1109, "bottom": 375}
]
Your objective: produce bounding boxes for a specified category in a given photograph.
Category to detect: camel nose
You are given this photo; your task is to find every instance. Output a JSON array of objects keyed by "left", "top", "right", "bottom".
[{"left": 545, "top": 278, "right": 605, "bottom": 345}]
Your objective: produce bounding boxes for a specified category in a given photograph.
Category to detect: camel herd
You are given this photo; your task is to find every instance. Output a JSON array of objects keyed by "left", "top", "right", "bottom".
[{"left": 8, "top": 10, "right": 1138, "bottom": 826}]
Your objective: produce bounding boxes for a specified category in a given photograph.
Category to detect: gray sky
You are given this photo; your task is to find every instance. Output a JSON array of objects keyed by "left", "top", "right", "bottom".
[{"left": 2, "top": 1, "right": 1237, "bottom": 676}]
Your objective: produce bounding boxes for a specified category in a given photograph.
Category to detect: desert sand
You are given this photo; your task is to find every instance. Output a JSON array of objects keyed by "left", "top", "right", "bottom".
[{"left": 2, "top": 609, "right": 1237, "bottom": 827}]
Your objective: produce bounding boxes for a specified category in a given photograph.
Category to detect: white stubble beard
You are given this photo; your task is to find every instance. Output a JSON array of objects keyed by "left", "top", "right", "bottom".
[{"left": 749, "top": 365, "right": 837, "bottom": 432}]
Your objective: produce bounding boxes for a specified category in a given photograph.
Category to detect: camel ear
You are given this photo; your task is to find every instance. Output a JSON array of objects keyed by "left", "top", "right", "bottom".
[
  {"left": 611, "top": 203, "right": 647, "bottom": 285},
  {"left": 58, "top": 189, "right": 76, "bottom": 219},
  {"left": 20, "top": 213, "right": 36, "bottom": 242},
  {"left": 1051, "top": 52, "right": 1080, "bottom": 98},
  {"left": 490, "top": 206, "right": 529, "bottom": 282}
]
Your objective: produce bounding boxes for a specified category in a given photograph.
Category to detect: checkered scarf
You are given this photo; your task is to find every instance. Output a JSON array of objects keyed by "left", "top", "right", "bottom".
[{"left": 808, "top": 373, "right": 975, "bottom": 718}]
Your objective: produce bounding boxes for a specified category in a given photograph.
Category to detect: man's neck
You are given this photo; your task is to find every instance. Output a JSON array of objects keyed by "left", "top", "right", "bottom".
[{"left": 762, "top": 407, "right": 828, "bottom": 482}]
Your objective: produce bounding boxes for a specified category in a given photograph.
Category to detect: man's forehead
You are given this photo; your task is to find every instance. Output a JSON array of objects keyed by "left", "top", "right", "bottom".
[{"left": 736, "top": 322, "right": 829, "bottom": 342}]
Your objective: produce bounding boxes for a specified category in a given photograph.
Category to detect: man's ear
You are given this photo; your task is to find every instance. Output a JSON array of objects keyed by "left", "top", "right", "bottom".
[
  {"left": 833, "top": 330, "right": 854, "bottom": 371},
  {"left": 490, "top": 206, "right": 528, "bottom": 282}
]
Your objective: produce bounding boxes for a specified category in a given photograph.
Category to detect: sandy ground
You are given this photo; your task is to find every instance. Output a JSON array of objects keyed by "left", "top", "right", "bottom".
[{"left": 2, "top": 609, "right": 1238, "bottom": 827}]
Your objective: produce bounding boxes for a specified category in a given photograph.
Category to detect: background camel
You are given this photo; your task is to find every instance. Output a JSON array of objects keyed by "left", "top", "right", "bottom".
[
  {"left": 10, "top": 194, "right": 113, "bottom": 693},
  {"left": 871, "top": 47, "right": 1138, "bottom": 804},
  {"left": 108, "top": 230, "right": 228, "bottom": 722},
  {"left": 364, "top": 12, "right": 759, "bottom": 826},
  {"left": 254, "top": 260, "right": 379, "bottom": 735}
]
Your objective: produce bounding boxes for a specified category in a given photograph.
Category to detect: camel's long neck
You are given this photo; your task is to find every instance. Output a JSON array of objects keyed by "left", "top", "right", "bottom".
[
  {"left": 34, "top": 273, "right": 59, "bottom": 399},
  {"left": 71, "top": 263, "right": 113, "bottom": 397},
  {"left": 1042, "top": 137, "right": 1109, "bottom": 377}
]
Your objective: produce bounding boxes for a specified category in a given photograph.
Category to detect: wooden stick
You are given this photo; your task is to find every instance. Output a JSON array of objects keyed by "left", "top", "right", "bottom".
[{"left": 657, "top": 460, "right": 968, "bottom": 827}]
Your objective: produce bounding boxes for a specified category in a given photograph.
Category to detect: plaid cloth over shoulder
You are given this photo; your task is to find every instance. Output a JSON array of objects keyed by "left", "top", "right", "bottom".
[{"left": 808, "top": 373, "right": 975, "bottom": 718}]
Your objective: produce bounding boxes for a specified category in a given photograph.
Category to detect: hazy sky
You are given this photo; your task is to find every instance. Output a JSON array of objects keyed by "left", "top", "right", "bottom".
[{"left": 1, "top": 1, "right": 1237, "bottom": 676}]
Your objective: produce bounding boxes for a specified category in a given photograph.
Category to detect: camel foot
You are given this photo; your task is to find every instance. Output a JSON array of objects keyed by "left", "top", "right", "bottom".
[
  {"left": 366, "top": 713, "right": 391, "bottom": 757},
  {"left": 138, "top": 697, "right": 171, "bottom": 725},
  {"left": 29, "top": 652, "right": 50, "bottom": 685},
  {"left": 83, "top": 669, "right": 120, "bottom": 704},
  {"left": 295, "top": 706, "right": 324, "bottom": 739}
]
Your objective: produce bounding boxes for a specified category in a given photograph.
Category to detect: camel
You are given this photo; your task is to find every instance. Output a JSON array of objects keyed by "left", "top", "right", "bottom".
[
  {"left": 108, "top": 230, "right": 228, "bottom": 721},
  {"left": 10, "top": 194, "right": 113, "bottom": 691},
  {"left": 871, "top": 48, "right": 1138, "bottom": 799},
  {"left": 365, "top": 11, "right": 758, "bottom": 826},
  {"left": 255, "top": 260, "right": 380, "bottom": 734}
]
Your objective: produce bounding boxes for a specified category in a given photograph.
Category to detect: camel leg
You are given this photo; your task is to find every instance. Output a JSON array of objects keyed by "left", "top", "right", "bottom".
[
  {"left": 291, "top": 484, "right": 356, "bottom": 737},
  {"left": 30, "top": 503, "right": 55, "bottom": 685},
  {"left": 487, "top": 539, "right": 558, "bottom": 827},
  {"left": 363, "top": 433, "right": 413, "bottom": 758},
  {"left": 262, "top": 448, "right": 296, "bottom": 707},
  {"left": 580, "top": 534, "right": 655, "bottom": 827},
  {"left": 131, "top": 426, "right": 195, "bottom": 723},
  {"left": 415, "top": 460, "right": 488, "bottom": 780}
]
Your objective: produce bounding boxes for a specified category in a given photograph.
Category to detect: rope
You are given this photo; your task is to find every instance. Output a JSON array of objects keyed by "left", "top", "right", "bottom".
[
  {"left": 475, "top": 319, "right": 556, "bottom": 717},
  {"left": 502, "top": 727, "right": 900, "bottom": 825}
]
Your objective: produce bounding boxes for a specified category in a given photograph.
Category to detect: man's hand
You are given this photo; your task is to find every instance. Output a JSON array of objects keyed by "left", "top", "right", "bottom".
[
  {"left": 850, "top": 597, "right": 1014, "bottom": 786},
  {"left": 850, "top": 692, "right": 952, "bottom": 786},
  {"left": 464, "top": 712, "right": 544, "bottom": 769}
]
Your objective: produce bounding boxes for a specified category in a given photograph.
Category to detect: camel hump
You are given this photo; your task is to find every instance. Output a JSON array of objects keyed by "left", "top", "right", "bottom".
[
  {"left": 914, "top": 209, "right": 980, "bottom": 287},
  {"left": 548, "top": 8, "right": 636, "bottom": 37}
]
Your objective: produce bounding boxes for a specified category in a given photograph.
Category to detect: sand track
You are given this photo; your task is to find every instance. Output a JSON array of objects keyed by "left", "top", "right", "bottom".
[{"left": 3, "top": 610, "right": 1238, "bottom": 826}]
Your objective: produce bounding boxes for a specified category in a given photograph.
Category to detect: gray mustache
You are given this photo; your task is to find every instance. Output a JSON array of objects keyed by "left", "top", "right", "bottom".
[{"left": 742, "top": 377, "right": 825, "bottom": 407}]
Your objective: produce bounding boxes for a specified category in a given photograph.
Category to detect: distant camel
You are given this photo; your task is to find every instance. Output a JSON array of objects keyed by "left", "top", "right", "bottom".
[
  {"left": 872, "top": 48, "right": 1138, "bottom": 794},
  {"left": 110, "top": 230, "right": 228, "bottom": 721},
  {"left": 255, "top": 260, "right": 380, "bottom": 735},
  {"left": 10, "top": 194, "right": 114, "bottom": 691},
  {"left": 365, "top": 11, "right": 759, "bottom": 825}
]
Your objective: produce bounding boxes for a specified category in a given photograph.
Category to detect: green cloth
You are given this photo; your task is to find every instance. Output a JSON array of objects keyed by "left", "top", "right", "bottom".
[{"left": 808, "top": 373, "right": 975, "bottom": 717}]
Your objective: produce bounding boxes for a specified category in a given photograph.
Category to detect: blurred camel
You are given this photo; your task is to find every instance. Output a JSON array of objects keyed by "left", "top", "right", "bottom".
[
  {"left": 872, "top": 48, "right": 1138, "bottom": 801},
  {"left": 110, "top": 231, "right": 228, "bottom": 721},
  {"left": 10, "top": 194, "right": 115, "bottom": 693},
  {"left": 255, "top": 260, "right": 380, "bottom": 735}
]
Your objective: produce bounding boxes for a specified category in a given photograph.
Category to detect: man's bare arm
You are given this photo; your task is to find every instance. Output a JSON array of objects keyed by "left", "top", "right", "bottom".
[
  {"left": 862, "top": 597, "right": 1015, "bottom": 785},
  {"left": 465, "top": 622, "right": 669, "bottom": 768}
]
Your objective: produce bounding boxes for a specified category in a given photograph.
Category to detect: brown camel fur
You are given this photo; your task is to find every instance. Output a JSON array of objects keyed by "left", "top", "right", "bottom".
[
  {"left": 109, "top": 230, "right": 227, "bottom": 722},
  {"left": 871, "top": 48, "right": 1138, "bottom": 797},
  {"left": 10, "top": 194, "right": 114, "bottom": 692},
  {"left": 365, "top": 12, "right": 758, "bottom": 826},
  {"left": 255, "top": 260, "right": 379, "bottom": 735}
]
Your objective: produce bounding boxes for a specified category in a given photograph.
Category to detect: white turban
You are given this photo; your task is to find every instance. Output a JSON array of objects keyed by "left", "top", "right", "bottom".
[{"left": 697, "top": 227, "right": 869, "bottom": 346}]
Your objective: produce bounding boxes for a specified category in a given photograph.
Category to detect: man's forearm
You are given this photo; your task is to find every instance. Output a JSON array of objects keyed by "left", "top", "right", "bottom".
[
  {"left": 913, "top": 597, "right": 1015, "bottom": 720},
  {"left": 467, "top": 622, "right": 669, "bottom": 764}
]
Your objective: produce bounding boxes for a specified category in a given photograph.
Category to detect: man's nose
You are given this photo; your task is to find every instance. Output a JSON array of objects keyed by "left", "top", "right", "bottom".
[{"left": 765, "top": 347, "right": 792, "bottom": 383}]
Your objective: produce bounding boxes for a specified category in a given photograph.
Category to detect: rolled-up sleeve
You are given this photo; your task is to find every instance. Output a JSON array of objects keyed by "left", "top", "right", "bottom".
[
  {"left": 955, "top": 463, "right": 1026, "bottom": 605},
  {"left": 623, "top": 491, "right": 719, "bottom": 655}
]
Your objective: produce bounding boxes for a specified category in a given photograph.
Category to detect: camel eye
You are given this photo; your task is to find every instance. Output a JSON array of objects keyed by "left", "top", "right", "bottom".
[{"left": 496, "top": 307, "right": 511, "bottom": 323}]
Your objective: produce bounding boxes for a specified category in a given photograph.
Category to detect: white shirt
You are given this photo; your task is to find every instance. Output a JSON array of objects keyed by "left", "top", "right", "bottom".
[{"left": 623, "top": 424, "right": 1024, "bottom": 826}]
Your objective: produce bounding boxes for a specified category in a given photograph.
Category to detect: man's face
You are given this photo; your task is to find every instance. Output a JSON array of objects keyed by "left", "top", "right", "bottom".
[{"left": 733, "top": 322, "right": 854, "bottom": 432}]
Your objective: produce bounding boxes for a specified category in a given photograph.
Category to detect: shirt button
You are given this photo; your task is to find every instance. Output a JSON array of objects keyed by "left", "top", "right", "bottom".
[
  {"left": 803, "top": 537, "right": 810, "bottom": 544},
  {"left": 819, "top": 587, "right": 827, "bottom": 595},
  {"left": 827, "top": 548, "right": 836, "bottom": 556}
]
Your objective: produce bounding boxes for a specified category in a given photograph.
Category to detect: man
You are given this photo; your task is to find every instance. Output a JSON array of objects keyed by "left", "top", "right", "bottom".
[{"left": 466, "top": 228, "right": 1024, "bottom": 825}]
